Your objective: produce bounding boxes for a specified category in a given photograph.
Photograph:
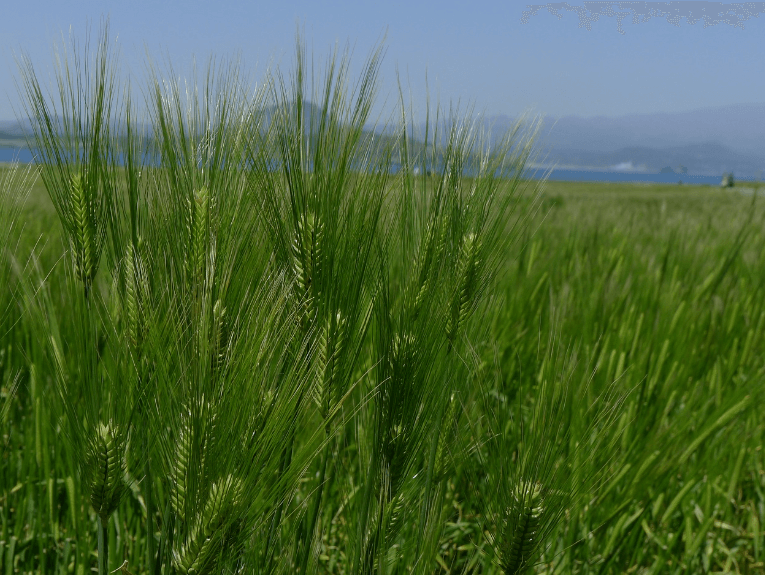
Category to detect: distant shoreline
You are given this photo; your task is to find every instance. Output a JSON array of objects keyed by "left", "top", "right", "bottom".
[{"left": 1, "top": 146, "right": 759, "bottom": 185}]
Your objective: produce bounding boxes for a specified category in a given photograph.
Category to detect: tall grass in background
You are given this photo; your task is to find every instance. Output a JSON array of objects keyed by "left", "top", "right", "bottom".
[
  {"left": 0, "top": 162, "right": 34, "bottom": 425},
  {"left": 2, "top": 22, "right": 763, "bottom": 575}
]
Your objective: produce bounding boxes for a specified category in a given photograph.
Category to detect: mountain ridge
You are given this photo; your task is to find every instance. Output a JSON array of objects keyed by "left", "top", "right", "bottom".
[
  {"left": 3, "top": 103, "right": 763, "bottom": 177},
  {"left": 482, "top": 103, "right": 765, "bottom": 165}
]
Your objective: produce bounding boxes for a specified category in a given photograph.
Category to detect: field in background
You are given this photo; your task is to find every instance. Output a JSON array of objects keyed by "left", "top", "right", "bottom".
[{"left": 2, "top": 169, "right": 765, "bottom": 574}]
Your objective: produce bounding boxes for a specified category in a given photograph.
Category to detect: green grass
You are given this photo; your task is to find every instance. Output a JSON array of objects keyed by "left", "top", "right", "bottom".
[
  {"left": 488, "top": 181, "right": 765, "bottom": 573},
  {"left": 2, "top": 25, "right": 765, "bottom": 575}
]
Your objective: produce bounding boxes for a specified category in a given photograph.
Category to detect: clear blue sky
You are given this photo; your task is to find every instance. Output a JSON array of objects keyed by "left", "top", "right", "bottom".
[{"left": 1, "top": 1, "right": 764, "bottom": 122}]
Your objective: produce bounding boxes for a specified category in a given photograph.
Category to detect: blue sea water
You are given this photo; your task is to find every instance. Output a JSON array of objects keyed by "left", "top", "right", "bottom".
[
  {"left": 1, "top": 146, "right": 752, "bottom": 186},
  {"left": 0, "top": 148, "right": 35, "bottom": 164},
  {"left": 528, "top": 168, "right": 731, "bottom": 185}
]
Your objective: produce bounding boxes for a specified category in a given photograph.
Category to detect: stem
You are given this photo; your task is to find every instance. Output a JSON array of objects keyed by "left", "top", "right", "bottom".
[
  {"left": 297, "top": 374, "right": 334, "bottom": 573},
  {"left": 417, "top": 346, "right": 454, "bottom": 554},
  {"left": 264, "top": 431, "right": 295, "bottom": 574},
  {"left": 418, "top": 406, "right": 443, "bottom": 540},
  {"left": 136, "top": 355, "right": 155, "bottom": 571},
  {"left": 97, "top": 514, "right": 108, "bottom": 575},
  {"left": 266, "top": 332, "right": 312, "bottom": 572},
  {"left": 144, "top": 454, "right": 155, "bottom": 570},
  {"left": 153, "top": 499, "right": 172, "bottom": 575},
  {"left": 296, "top": 430, "right": 330, "bottom": 574},
  {"left": 361, "top": 482, "right": 386, "bottom": 575},
  {"left": 354, "top": 455, "right": 379, "bottom": 575}
]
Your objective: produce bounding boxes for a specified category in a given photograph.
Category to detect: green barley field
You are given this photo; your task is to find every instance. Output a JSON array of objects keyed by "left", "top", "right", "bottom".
[{"left": 1, "top": 28, "right": 765, "bottom": 575}]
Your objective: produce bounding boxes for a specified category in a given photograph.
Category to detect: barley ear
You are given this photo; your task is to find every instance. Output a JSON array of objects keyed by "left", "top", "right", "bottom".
[
  {"left": 212, "top": 299, "right": 227, "bottom": 374},
  {"left": 172, "top": 474, "right": 244, "bottom": 575},
  {"left": 434, "top": 392, "right": 459, "bottom": 477},
  {"left": 186, "top": 186, "right": 211, "bottom": 284},
  {"left": 412, "top": 215, "right": 446, "bottom": 318},
  {"left": 87, "top": 421, "right": 127, "bottom": 521},
  {"left": 71, "top": 173, "right": 98, "bottom": 288},
  {"left": 291, "top": 212, "right": 323, "bottom": 328},
  {"left": 385, "top": 332, "right": 418, "bottom": 491},
  {"left": 172, "top": 399, "right": 218, "bottom": 524},
  {"left": 391, "top": 332, "right": 417, "bottom": 375},
  {"left": 447, "top": 233, "right": 481, "bottom": 344},
  {"left": 315, "top": 310, "right": 346, "bottom": 408},
  {"left": 124, "top": 243, "right": 147, "bottom": 352},
  {"left": 500, "top": 481, "right": 545, "bottom": 575},
  {"left": 171, "top": 408, "right": 192, "bottom": 523}
]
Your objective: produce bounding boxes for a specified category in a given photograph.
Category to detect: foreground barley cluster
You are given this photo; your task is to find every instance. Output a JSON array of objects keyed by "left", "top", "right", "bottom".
[{"left": 1, "top": 26, "right": 764, "bottom": 575}]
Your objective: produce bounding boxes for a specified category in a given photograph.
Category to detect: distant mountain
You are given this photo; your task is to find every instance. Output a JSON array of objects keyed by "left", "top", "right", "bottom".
[
  {"left": 0, "top": 118, "right": 34, "bottom": 138},
  {"left": 484, "top": 103, "right": 765, "bottom": 157},
  {"left": 5, "top": 103, "right": 764, "bottom": 177},
  {"left": 499, "top": 104, "right": 765, "bottom": 177},
  {"left": 0, "top": 119, "right": 32, "bottom": 146},
  {"left": 0, "top": 102, "right": 325, "bottom": 143}
]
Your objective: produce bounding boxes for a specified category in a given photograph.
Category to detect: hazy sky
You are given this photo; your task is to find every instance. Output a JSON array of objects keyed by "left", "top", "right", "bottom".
[{"left": 1, "top": 1, "right": 764, "bottom": 122}]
